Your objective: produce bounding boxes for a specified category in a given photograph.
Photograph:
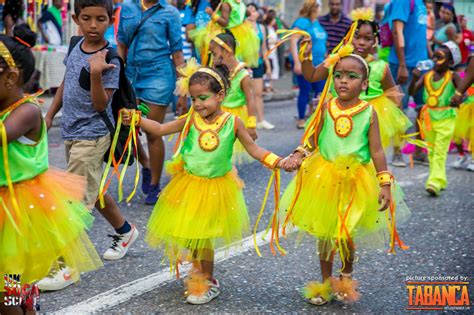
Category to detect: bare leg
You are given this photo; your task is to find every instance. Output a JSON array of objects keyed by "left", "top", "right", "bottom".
[
  {"left": 253, "top": 78, "right": 265, "bottom": 122},
  {"left": 195, "top": 249, "right": 215, "bottom": 279},
  {"left": 341, "top": 243, "right": 355, "bottom": 275},
  {"left": 137, "top": 137, "right": 150, "bottom": 169},
  {"left": 144, "top": 103, "right": 167, "bottom": 186},
  {"left": 95, "top": 193, "right": 125, "bottom": 229},
  {"left": 318, "top": 241, "right": 336, "bottom": 281}
]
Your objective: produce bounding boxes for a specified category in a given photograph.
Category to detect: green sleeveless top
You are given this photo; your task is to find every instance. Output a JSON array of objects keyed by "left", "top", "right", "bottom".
[
  {"left": 0, "top": 107, "right": 49, "bottom": 186},
  {"left": 330, "top": 57, "right": 387, "bottom": 100},
  {"left": 319, "top": 98, "right": 373, "bottom": 164},
  {"left": 222, "top": 64, "right": 249, "bottom": 109},
  {"left": 423, "top": 70, "right": 456, "bottom": 121},
  {"left": 181, "top": 112, "right": 236, "bottom": 178},
  {"left": 219, "top": 0, "right": 245, "bottom": 28}
]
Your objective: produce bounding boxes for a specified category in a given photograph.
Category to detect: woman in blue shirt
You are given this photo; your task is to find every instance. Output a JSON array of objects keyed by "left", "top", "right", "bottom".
[
  {"left": 290, "top": 0, "right": 327, "bottom": 129},
  {"left": 117, "top": 0, "right": 184, "bottom": 205}
]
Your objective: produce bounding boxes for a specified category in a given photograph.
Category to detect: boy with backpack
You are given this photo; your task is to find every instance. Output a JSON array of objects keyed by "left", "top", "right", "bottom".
[{"left": 43, "top": 0, "right": 138, "bottom": 291}]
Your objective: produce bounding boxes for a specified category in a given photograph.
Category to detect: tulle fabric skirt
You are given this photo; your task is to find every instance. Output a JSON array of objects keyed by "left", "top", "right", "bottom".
[
  {"left": 0, "top": 168, "right": 102, "bottom": 288},
  {"left": 370, "top": 93, "right": 412, "bottom": 148},
  {"left": 453, "top": 100, "right": 474, "bottom": 150},
  {"left": 190, "top": 21, "right": 259, "bottom": 68},
  {"left": 280, "top": 154, "right": 411, "bottom": 261},
  {"left": 145, "top": 159, "right": 250, "bottom": 268},
  {"left": 222, "top": 105, "right": 253, "bottom": 164}
]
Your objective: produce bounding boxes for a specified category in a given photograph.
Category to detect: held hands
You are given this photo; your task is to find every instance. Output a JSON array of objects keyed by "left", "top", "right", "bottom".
[
  {"left": 279, "top": 152, "right": 304, "bottom": 172},
  {"left": 89, "top": 50, "right": 115, "bottom": 75},
  {"left": 120, "top": 109, "right": 141, "bottom": 126},
  {"left": 450, "top": 92, "right": 464, "bottom": 108},
  {"left": 378, "top": 185, "right": 391, "bottom": 211}
]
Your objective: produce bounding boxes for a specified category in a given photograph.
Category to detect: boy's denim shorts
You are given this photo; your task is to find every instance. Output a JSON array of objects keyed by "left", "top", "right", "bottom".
[{"left": 126, "top": 62, "right": 176, "bottom": 106}]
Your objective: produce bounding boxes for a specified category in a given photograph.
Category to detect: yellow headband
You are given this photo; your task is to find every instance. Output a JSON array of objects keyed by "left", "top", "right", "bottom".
[
  {"left": 0, "top": 42, "right": 16, "bottom": 69},
  {"left": 347, "top": 53, "right": 370, "bottom": 76},
  {"left": 212, "top": 37, "right": 233, "bottom": 53},
  {"left": 197, "top": 68, "right": 226, "bottom": 92}
]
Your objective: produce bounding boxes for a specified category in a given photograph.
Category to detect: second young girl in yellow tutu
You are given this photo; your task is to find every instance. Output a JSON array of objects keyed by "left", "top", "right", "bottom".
[
  {"left": 280, "top": 52, "right": 410, "bottom": 306},
  {"left": 122, "top": 65, "right": 283, "bottom": 305},
  {"left": 301, "top": 8, "right": 412, "bottom": 167}
]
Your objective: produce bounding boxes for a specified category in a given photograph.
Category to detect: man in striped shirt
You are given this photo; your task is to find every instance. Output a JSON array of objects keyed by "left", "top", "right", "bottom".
[{"left": 319, "top": 0, "right": 352, "bottom": 53}]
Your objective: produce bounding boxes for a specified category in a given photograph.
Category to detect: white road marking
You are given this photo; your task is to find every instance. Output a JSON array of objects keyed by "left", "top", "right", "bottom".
[{"left": 52, "top": 229, "right": 286, "bottom": 314}]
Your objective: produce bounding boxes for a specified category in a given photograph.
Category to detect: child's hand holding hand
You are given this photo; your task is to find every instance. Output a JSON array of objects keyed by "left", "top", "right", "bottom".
[
  {"left": 378, "top": 185, "right": 391, "bottom": 211},
  {"left": 120, "top": 109, "right": 134, "bottom": 126},
  {"left": 280, "top": 153, "right": 303, "bottom": 172},
  {"left": 89, "top": 50, "right": 116, "bottom": 75}
]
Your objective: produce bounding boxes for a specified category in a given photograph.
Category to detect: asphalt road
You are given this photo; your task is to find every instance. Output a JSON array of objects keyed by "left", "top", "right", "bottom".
[{"left": 40, "top": 99, "right": 473, "bottom": 314}]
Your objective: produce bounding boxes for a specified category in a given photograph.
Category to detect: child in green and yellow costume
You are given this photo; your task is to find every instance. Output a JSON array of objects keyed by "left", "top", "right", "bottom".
[
  {"left": 121, "top": 63, "right": 283, "bottom": 305},
  {"left": 0, "top": 30, "right": 102, "bottom": 312},
  {"left": 277, "top": 50, "right": 410, "bottom": 306},
  {"left": 300, "top": 8, "right": 411, "bottom": 167},
  {"left": 408, "top": 41, "right": 462, "bottom": 196},
  {"left": 209, "top": 31, "right": 258, "bottom": 163},
  {"left": 189, "top": 0, "right": 259, "bottom": 68}
]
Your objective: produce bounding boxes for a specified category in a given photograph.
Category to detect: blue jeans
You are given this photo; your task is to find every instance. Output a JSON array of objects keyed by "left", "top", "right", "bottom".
[
  {"left": 296, "top": 74, "right": 326, "bottom": 119},
  {"left": 389, "top": 63, "right": 424, "bottom": 110}
]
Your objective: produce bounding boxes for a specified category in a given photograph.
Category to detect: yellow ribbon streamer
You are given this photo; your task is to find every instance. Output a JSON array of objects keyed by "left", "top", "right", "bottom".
[
  {"left": 0, "top": 121, "right": 23, "bottom": 235},
  {"left": 264, "top": 29, "right": 311, "bottom": 62},
  {"left": 98, "top": 110, "right": 140, "bottom": 208}
]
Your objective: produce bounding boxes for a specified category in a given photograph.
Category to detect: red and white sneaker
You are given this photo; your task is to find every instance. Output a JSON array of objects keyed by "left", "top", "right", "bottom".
[
  {"left": 103, "top": 225, "right": 139, "bottom": 260},
  {"left": 37, "top": 265, "right": 79, "bottom": 291},
  {"left": 186, "top": 279, "right": 221, "bottom": 305}
]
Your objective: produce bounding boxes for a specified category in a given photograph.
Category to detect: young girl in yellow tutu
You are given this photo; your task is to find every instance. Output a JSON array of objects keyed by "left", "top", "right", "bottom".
[
  {"left": 121, "top": 64, "right": 283, "bottom": 305},
  {"left": 300, "top": 8, "right": 412, "bottom": 167},
  {"left": 209, "top": 31, "right": 258, "bottom": 163},
  {"left": 408, "top": 41, "right": 462, "bottom": 196},
  {"left": 0, "top": 27, "right": 102, "bottom": 313},
  {"left": 280, "top": 51, "right": 410, "bottom": 306},
  {"left": 190, "top": 0, "right": 260, "bottom": 67}
]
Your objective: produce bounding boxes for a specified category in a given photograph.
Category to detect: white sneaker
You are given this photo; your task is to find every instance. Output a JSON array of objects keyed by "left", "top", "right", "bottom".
[
  {"left": 256, "top": 120, "right": 275, "bottom": 130},
  {"left": 452, "top": 155, "right": 468, "bottom": 169},
  {"left": 37, "top": 265, "right": 79, "bottom": 291},
  {"left": 103, "top": 225, "right": 139, "bottom": 260},
  {"left": 186, "top": 279, "right": 221, "bottom": 305},
  {"left": 467, "top": 161, "right": 474, "bottom": 172}
]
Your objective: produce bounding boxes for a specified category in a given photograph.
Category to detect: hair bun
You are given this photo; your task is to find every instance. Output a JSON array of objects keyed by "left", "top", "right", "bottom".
[{"left": 13, "top": 24, "right": 37, "bottom": 48}]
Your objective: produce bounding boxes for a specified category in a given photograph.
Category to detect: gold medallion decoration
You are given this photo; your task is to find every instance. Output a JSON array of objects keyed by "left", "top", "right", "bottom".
[
  {"left": 334, "top": 115, "right": 353, "bottom": 137},
  {"left": 424, "top": 70, "right": 452, "bottom": 108},
  {"left": 198, "top": 130, "right": 220, "bottom": 151},
  {"left": 193, "top": 112, "right": 232, "bottom": 152},
  {"left": 329, "top": 99, "right": 369, "bottom": 138}
]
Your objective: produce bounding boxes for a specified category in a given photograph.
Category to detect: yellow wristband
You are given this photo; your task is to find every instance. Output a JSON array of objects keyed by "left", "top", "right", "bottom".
[
  {"left": 377, "top": 171, "right": 393, "bottom": 187},
  {"left": 212, "top": 13, "right": 220, "bottom": 23},
  {"left": 134, "top": 110, "right": 142, "bottom": 127},
  {"left": 247, "top": 116, "right": 257, "bottom": 128},
  {"left": 262, "top": 152, "right": 282, "bottom": 169}
]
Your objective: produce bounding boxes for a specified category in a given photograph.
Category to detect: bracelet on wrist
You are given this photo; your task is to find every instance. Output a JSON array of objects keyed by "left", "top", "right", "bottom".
[
  {"left": 247, "top": 116, "right": 257, "bottom": 129},
  {"left": 261, "top": 152, "right": 282, "bottom": 170},
  {"left": 376, "top": 170, "right": 393, "bottom": 187},
  {"left": 454, "top": 90, "right": 463, "bottom": 97},
  {"left": 293, "top": 145, "right": 310, "bottom": 159}
]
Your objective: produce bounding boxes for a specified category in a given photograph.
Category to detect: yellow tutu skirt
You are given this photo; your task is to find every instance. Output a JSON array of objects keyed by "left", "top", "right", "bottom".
[
  {"left": 190, "top": 21, "right": 259, "bottom": 67},
  {"left": 222, "top": 105, "right": 253, "bottom": 164},
  {"left": 453, "top": 100, "right": 474, "bottom": 149},
  {"left": 0, "top": 168, "right": 102, "bottom": 288},
  {"left": 371, "top": 95, "right": 412, "bottom": 148},
  {"left": 281, "top": 154, "right": 410, "bottom": 261},
  {"left": 145, "top": 159, "right": 250, "bottom": 269}
]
